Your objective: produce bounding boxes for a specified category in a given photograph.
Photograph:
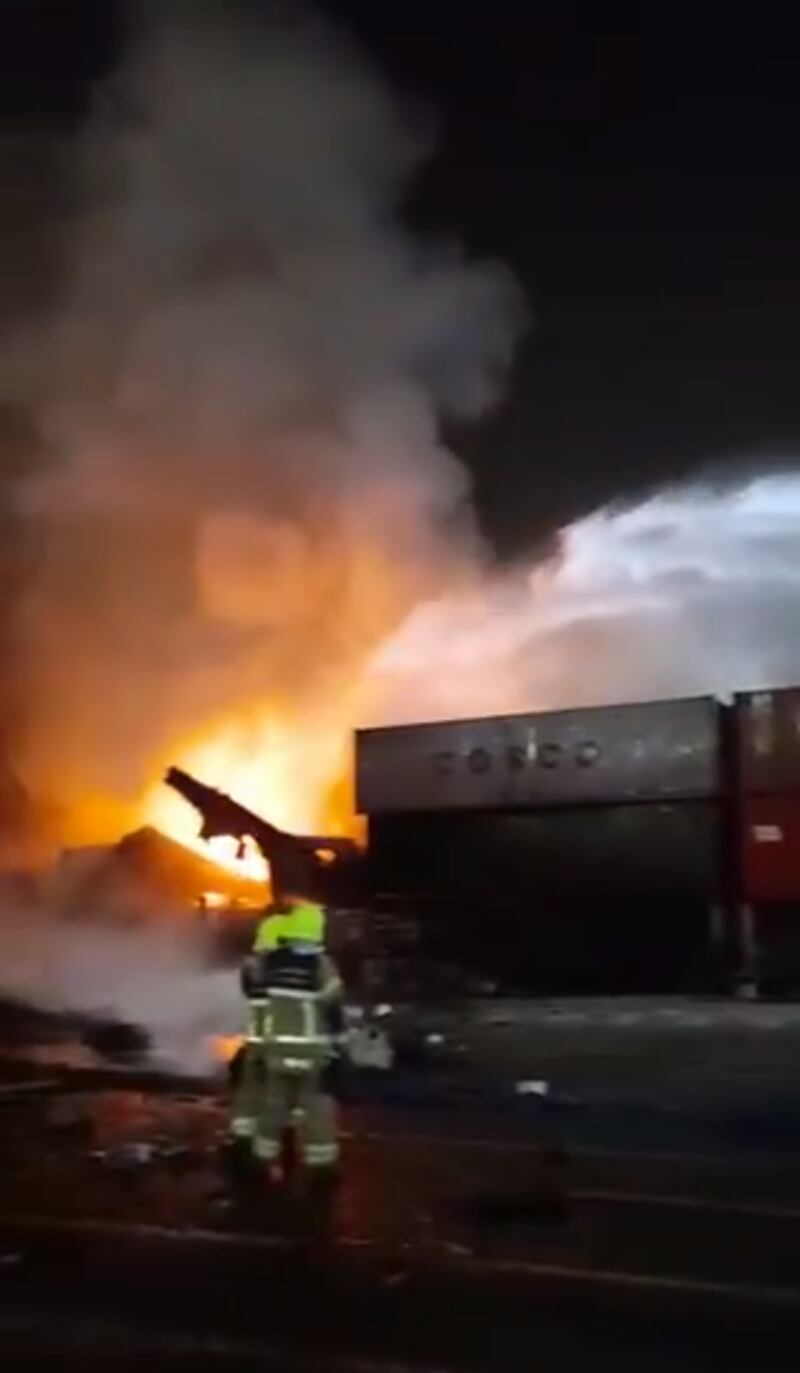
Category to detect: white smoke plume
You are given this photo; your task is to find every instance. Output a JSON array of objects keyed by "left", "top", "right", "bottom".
[
  {"left": 369, "top": 473, "right": 800, "bottom": 722},
  {"left": 0, "top": 904, "right": 242, "bottom": 1073},
  {"left": 5, "top": 0, "right": 523, "bottom": 839}
]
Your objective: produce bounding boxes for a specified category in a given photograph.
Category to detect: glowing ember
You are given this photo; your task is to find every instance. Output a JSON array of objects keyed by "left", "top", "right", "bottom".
[
  {"left": 200, "top": 891, "right": 228, "bottom": 910},
  {"left": 211, "top": 1034, "right": 244, "bottom": 1064}
]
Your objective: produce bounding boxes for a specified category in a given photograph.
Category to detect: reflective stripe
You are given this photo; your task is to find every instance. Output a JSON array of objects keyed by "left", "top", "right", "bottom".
[
  {"left": 282, "top": 1058, "right": 312, "bottom": 1073},
  {"left": 268, "top": 987, "right": 338, "bottom": 1006},
  {"left": 305, "top": 1144, "right": 339, "bottom": 1166},
  {"left": 267, "top": 988, "right": 317, "bottom": 1001},
  {"left": 253, "top": 1137, "right": 279, "bottom": 1161},
  {"left": 273, "top": 1034, "right": 330, "bottom": 1045},
  {"left": 230, "top": 1117, "right": 255, "bottom": 1139},
  {"left": 247, "top": 1001, "right": 271, "bottom": 1044}
]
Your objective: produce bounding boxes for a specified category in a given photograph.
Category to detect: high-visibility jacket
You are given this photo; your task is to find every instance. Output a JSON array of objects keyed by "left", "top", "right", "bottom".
[
  {"left": 243, "top": 941, "right": 343, "bottom": 1068},
  {"left": 253, "top": 902, "right": 326, "bottom": 953}
]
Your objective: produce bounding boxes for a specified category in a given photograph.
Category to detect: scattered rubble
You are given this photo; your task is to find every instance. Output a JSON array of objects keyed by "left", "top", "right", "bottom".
[
  {"left": 91, "top": 1142, "right": 156, "bottom": 1168},
  {"left": 514, "top": 1079, "right": 550, "bottom": 1097},
  {"left": 0, "top": 1079, "right": 60, "bottom": 1103},
  {"left": 82, "top": 1020, "right": 150, "bottom": 1061},
  {"left": 347, "top": 1025, "right": 394, "bottom": 1070}
]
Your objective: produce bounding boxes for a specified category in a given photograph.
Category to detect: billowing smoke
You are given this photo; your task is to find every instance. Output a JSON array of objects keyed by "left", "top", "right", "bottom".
[
  {"left": 369, "top": 473, "right": 800, "bottom": 722},
  {"left": 4, "top": 3, "right": 800, "bottom": 1067},
  {"left": 0, "top": 2, "right": 525, "bottom": 1065},
  {"left": 4, "top": 1, "right": 522, "bottom": 843},
  {"left": 0, "top": 905, "right": 242, "bottom": 1072}
]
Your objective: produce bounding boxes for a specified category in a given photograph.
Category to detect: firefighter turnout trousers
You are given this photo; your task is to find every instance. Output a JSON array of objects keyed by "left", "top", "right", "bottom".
[
  {"left": 233, "top": 988, "right": 339, "bottom": 1170},
  {"left": 256, "top": 986, "right": 338, "bottom": 1169},
  {"left": 254, "top": 1048, "right": 338, "bottom": 1170}
]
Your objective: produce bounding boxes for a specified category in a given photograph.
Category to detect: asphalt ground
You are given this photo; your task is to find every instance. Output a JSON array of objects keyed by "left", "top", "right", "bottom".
[
  {"left": 1, "top": 1080, "right": 800, "bottom": 1367},
  {"left": 5, "top": 1000, "right": 800, "bottom": 1368}
]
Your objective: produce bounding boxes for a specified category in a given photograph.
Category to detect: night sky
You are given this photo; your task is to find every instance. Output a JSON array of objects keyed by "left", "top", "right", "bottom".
[{"left": 3, "top": 1, "right": 800, "bottom": 554}]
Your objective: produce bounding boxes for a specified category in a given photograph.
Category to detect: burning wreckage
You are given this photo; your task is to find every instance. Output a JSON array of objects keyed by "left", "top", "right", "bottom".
[
  {"left": 0, "top": 767, "right": 408, "bottom": 1076},
  {"left": 165, "top": 767, "right": 363, "bottom": 911},
  {"left": 11, "top": 682, "right": 800, "bottom": 1080}
]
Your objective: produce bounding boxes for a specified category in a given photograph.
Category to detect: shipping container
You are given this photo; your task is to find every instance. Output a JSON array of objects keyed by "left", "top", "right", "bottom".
[
  {"left": 368, "top": 802, "right": 722, "bottom": 994},
  {"left": 745, "top": 906, "right": 800, "bottom": 992},
  {"left": 740, "top": 794, "right": 800, "bottom": 904},
  {"left": 735, "top": 688, "right": 800, "bottom": 795},
  {"left": 357, "top": 697, "right": 723, "bottom": 815}
]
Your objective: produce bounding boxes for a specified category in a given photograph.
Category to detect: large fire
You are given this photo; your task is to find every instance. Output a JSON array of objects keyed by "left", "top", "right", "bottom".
[
  {"left": 0, "top": 6, "right": 520, "bottom": 885},
  {"left": 133, "top": 473, "right": 800, "bottom": 896},
  {"left": 138, "top": 705, "right": 358, "bottom": 886}
]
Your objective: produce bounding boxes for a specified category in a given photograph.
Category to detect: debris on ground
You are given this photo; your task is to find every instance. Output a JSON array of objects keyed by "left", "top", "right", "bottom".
[
  {"left": 484, "top": 1011, "right": 514, "bottom": 1027},
  {"left": 347, "top": 1025, "right": 394, "bottom": 1070},
  {"left": 81, "top": 1020, "right": 150, "bottom": 1061},
  {"left": 515, "top": 1079, "right": 550, "bottom": 1097},
  {"left": 91, "top": 1142, "right": 156, "bottom": 1168},
  {"left": 46, "top": 1097, "right": 93, "bottom": 1136},
  {"left": 0, "top": 1079, "right": 61, "bottom": 1103}
]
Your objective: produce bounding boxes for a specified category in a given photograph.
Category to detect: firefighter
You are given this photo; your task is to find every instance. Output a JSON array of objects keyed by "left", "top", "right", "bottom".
[{"left": 231, "top": 894, "right": 344, "bottom": 1176}]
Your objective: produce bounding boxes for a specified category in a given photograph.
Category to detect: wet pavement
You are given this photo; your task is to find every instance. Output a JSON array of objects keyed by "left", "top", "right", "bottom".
[{"left": 5, "top": 1008, "right": 800, "bottom": 1368}]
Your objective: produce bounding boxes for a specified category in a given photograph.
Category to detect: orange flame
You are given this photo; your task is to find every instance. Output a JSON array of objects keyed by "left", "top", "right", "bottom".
[
  {"left": 211, "top": 1034, "right": 244, "bottom": 1064},
  {"left": 138, "top": 704, "right": 359, "bottom": 883},
  {"left": 206, "top": 835, "right": 269, "bottom": 884}
]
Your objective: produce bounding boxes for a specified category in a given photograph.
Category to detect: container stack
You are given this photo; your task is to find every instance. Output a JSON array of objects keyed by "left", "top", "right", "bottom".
[
  {"left": 357, "top": 698, "right": 726, "bottom": 995},
  {"left": 735, "top": 689, "right": 800, "bottom": 991}
]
